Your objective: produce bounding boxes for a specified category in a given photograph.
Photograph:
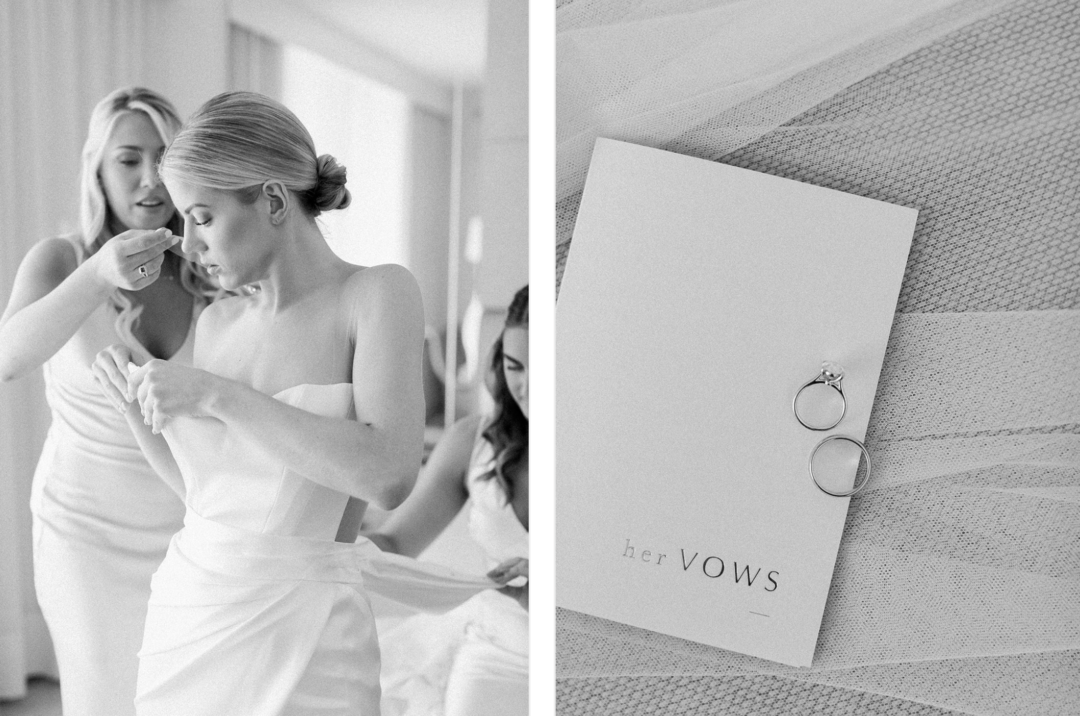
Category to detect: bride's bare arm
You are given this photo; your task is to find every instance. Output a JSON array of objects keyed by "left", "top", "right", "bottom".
[
  {"left": 364, "top": 414, "right": 480, "bottom": 557},
  {"left": 92, "top": 344, "right": 185, "bottom": 499},
  {"left": 130, "top": 265, "right": 426, "bottom": 510},
  {"left": 121, "top": 402, "right": 186, "bottom": 500}
]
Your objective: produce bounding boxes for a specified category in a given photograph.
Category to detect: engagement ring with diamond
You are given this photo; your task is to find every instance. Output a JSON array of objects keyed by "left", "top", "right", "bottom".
[{"left": 793, "top": 361, "right": 847, "bottom": 431}]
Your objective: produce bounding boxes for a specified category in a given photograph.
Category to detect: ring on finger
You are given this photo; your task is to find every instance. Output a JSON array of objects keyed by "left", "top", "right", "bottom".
[{"left": 137, "top": 264, "right": 149, "bottom": 278}]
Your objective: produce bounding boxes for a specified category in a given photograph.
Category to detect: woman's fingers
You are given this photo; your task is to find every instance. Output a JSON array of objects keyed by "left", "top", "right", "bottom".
[
  {"left": 129, "top": 363, "right": 154, "bottom": 426},
  {"left": 125, "top": 233, "right": 175, "bottom": 290},
  {"left": 92, "top": 346, "right": 134, "bottom": 411},
  {"left": 129, "top": 362, "right": 168, "bottom": 433},
  {"left": 126, "top": 362, "right": 148, "bottom": 396},
  {"left": 135, "top": 368, "right": 153, "bottom": 421},
  {"left": 118, "top": 228, "right": 177, "bottom": 261},
  {"left": 487, "top": 557, "right": 529, "bottom": 584},
  {"left": 150, "top": 406, "right": 168, "bottom": 434},
  {"left": 95, "top": 228, "right": 177, "bottom": 290},
  {"left": 138, "top": 252, "right": 166, "bottom": 279},
  {"left": 91, "top": 361, "right": 129, "bottom": 412},
  {"left": 128, "top": 236, "right": 180, "bottom": 268}
]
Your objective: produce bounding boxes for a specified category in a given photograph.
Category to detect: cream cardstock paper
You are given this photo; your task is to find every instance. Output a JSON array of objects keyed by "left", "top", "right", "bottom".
[{"left": 556, "top": 138, "right": 918, "bottom": 667}]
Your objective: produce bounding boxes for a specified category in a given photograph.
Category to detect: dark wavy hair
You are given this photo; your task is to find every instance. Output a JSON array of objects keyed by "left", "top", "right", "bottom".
[{"left": 480, "top": 285, "right": 529, "bottom": 499}]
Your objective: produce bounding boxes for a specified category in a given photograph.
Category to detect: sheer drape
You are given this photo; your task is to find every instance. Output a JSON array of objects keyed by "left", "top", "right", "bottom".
[{"left": 556, "top": 0, "right": 1080, "bottom": 713}]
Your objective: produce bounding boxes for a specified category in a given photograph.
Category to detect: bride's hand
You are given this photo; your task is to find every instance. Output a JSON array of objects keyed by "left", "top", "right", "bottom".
[
  {"left": 91, "top": 344, "right": 139, "bottom": 413},
  {"left": 488, "top": 557, "right": 529, "bottom": 611},
  {"left": 127, "top": 360, "right": 218, "bottom": 433}
]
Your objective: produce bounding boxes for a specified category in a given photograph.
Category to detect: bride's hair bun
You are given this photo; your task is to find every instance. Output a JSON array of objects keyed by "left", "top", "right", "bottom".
[
  {"left": 311, "top": 154, "right": 351, "bottom": 215},
  {"left": 164, "top": 92, "right": 355, "bottom": 220}
]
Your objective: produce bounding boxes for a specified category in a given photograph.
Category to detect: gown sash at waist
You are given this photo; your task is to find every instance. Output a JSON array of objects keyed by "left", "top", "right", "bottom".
[
  {"left": 150, "top": 508, "right": 496, "bottom": 613},
  {"left": 137, "top": 510, "right": 499, "bottom": 714}
]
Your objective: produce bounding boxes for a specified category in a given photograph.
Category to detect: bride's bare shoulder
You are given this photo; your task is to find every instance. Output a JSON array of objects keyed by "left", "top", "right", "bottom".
[
  {"left": 341, "top": 264, "right": 422, "bottom": 323},
  {"left": 343, "top": 263, "right": 418, "bottom": 293},
  {"left": 195, "top": 291, "right": 250, "bottom": 339}
]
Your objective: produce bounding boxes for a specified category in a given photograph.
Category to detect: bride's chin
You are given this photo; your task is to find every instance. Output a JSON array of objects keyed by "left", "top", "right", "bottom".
[{"left": 215, "top": 273, "right": 241, "bottom": 291}]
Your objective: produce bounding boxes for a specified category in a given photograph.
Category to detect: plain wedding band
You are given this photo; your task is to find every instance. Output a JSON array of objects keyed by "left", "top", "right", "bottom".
[{"left": 808, "top": 435, "right": 872, "bottom": 497}]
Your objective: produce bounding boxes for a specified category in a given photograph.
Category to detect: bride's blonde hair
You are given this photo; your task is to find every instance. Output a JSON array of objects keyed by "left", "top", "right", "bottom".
[{"left": 160, "top": 91, "right": 350, "bottom": 217}]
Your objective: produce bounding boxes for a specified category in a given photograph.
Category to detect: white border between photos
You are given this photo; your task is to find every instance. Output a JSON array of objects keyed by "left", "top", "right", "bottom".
[{"left": 529, "top": 0, "right": 556, "bottom": 712}]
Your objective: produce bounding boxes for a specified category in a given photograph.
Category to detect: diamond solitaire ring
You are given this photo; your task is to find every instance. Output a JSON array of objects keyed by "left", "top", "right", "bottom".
[{"left": 793, "top": 361, "right": 846, "bottom": 431}]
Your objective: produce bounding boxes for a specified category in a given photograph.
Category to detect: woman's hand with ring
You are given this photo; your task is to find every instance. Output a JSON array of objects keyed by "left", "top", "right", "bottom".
[{"left": 88, "top": 227, "right": 179, "bottom": 291}]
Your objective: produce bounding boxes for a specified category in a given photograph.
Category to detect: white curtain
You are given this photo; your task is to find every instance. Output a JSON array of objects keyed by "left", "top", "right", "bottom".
[
  {"left": 229, "top": 23, "right": 283, "bottom": 99},
  {"left": 0, "top": 0, "right": 151, "bottom": 699}
]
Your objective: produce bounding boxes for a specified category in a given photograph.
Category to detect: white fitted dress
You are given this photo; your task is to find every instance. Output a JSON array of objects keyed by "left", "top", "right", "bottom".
[{"left": 31, "top": 258, "right": 198, "bottom": 716}]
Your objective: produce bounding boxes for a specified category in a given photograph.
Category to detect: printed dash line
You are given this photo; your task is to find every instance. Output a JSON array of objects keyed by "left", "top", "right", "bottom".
[{"left": 749, "top": 611, "right": 770, "bottom": 617}]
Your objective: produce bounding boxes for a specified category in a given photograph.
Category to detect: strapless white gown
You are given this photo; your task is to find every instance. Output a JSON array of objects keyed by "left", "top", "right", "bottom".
[
  {"left": 136, "top": 383, "right": 493, "bottom": 716},
  {"left": 31, "top": 273, "right": 196, "bottom": 716}
]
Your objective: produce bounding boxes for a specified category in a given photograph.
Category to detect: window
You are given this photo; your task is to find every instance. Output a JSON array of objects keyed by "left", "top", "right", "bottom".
[{"left": 281, "top": 44, "right": 409, "bottom": 268}]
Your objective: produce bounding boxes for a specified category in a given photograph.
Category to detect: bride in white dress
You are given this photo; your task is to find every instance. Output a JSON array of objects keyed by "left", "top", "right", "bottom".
[
  {"left": 93, "top": 90, "right": 496, "bottom": 715},
  {"left": 369, "top": 285, "right": 529, "bottom": 716}
]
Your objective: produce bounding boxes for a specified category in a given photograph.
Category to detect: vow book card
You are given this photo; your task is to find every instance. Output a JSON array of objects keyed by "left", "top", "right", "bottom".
[{"left": 556, "top": 138, "right": 918, "bottom": 667}]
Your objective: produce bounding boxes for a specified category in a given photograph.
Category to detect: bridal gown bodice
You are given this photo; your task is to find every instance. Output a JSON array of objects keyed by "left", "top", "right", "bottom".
[
  {"left": 139, "top": 381, "right": 494, "bottom": 715},
  {"left": 162, "top": 382, "right": 353, "bottom": 538}
]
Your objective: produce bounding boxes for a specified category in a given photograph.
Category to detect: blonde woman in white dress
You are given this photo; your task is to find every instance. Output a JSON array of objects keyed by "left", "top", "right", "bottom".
[
  {"left": 0, "top": 87, "right": 218, "bottom": 716},
  {"left": 368, "top": 285, "right": 530, "bottom": 716},
  {"left": 92, "top": 90, "right": 497, "bottom": 715}
]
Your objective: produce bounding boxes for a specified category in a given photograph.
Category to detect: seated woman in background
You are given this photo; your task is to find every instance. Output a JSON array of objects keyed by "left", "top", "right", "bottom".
[
  {"left": 368, "top": 284, "right": 530, "bottom": 716},
  {"left": 0, "top": 87, "right": 218, "bottom": 716}
]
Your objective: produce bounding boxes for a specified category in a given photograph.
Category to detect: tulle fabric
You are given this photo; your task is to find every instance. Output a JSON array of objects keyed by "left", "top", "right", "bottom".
[{"left": 556, "top": 0, "right": 1080, "bottom": 713}]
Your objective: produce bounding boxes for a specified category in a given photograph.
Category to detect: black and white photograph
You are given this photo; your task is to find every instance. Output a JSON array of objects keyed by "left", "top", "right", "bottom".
[
  {"left": 4, "top": 0, "right": 1080, "bottom": 714},
  {"left": 555, "top": 0, "right": 1079, "bottom": 714},
  {"left": 0, "top": 1, "right": 529, "bottom": 714}
]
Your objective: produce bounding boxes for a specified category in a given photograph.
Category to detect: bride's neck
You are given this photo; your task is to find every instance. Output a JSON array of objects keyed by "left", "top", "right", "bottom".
[{"left": 258, "top": 218, "right": 343, "bottom": 311}]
